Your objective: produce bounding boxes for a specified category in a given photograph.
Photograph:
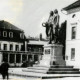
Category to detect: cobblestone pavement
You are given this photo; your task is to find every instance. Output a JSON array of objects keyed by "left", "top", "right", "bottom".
[
  {"left": 0, "top": 74, "right": 80, "bottom": 80},
  {"left": 0, "top": 74, "right": 40, "bottom": 80}
]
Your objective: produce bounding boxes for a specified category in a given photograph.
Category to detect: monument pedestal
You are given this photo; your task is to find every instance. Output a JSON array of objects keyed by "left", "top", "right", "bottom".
[
  {"left": 22, "top": 44, "right": 80, "bottom": 77},
  {"left": 39, "top": 44, "right": 66, "bottom": 66},
  {"left": 22, "top": 44, "right": 66, "bottom": 74}
]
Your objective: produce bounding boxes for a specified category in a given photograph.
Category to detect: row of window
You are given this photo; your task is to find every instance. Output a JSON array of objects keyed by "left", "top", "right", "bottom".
[
  {"left": 1, "top": 31, "right": 24, "bottom": 39},
  {"left": 3, "top": 54, "right": 38, "bottom": 63},
  {"left": 3, "top": 31, "right": 13, "bottom": 38},
  {"left": 3, "top": 54, "right": 21, "bottom": 63},
  {"left": 28, "top": 47, "right": 43, "bottom": 52},
  {"left": 0, "top": 44, "right": 21, "bottom": 51}
]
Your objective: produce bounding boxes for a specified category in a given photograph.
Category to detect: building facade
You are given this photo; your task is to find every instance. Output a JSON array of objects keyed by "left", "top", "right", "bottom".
[
  {"left": 0, "top": 20, "right": 27, "bottom": 67},
  {"left": 0, "top": 21, "right": 48, "bottom": 67},
  {"left": 27, "top": 37, "right": 48, "bottom": 63},
  {"left": 62, "top": 0, "right": 80, "bottom": 68}
]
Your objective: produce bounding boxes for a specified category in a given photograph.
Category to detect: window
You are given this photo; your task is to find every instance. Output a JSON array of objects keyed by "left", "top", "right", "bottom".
[
  {"left": 22, "top": 54, "right": 27, "bottom": 62},
  {"left": 3, "top": 53, "right": 8, "bottom": 62},
  {"left": 72, "top": 27, "right": 76, "bottom": 39},
  {"left": 0, "top": 32, "right": 1, "bottom": 36},
  {"left": 16, "top": 54, "right": 21, "bottom": 63},
  {"left": 20, "top": 33, "right": 24, "bottom": 39},
  {"left": 28, "top": 47, "right": 31, "bottom": 51},
  {"left": 3, "top": 31, "right": 7, "bottom": 37},
  {"left": 0, "top": 43, "right": 1, "bottom": 50},
  {"left": 72, "top": 14, "right": 76, "bottom": 18},
  {"left": 10, "top": 44, "right": 13, "bottom": 51},
  {"left": 45, "top": 49, "right": 50, "bottom": 54},
  {"left": 9, "top": 32, "right": 13, "bottom": 38},
  {"left": 15, "top": 45, "right": 19, "bottom": 51},
  {"left": 34, "top": 55, "right": 38, "bottom": 62},
  {"left": 71, "top": 48, "right": 75, "bottom": 60},
  {"left": 10, "top": 54, "right": 15, "bottom": 63},
  {"left": 21, "top": 45, "right": 23, "bottom": 51},
  {"left": 3, "top": 44, "right": 7, "bottom": 50},
  {"left": 39, "top": 48, "right": 42, "bottom": 52}
]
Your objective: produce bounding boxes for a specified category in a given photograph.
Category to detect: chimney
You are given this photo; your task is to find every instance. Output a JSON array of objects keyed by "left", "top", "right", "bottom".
[{"left": 40, "top": 33, "right": 42, "bottom": 40}]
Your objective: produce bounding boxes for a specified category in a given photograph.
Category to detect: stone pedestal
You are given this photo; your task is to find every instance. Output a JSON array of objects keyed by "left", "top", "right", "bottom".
[
  {"left": 39, "top": 44, "right": 66, "bottom": 66},
  {"left": 22, "top": 44, "right": 78, "bottom": 77}
]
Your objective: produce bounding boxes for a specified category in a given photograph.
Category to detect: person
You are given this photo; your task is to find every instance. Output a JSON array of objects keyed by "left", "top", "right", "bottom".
[
  {"left": 42, "top": 11, "right": 54, "bottom": 44},
  {"left": 48, "top": 11, "right": 55, "bottom": 44},
  {"left": 21, "top": 60, "right": 28, "bottom": 67},
  {"left": 53, "top": 9, "right": 60, "bottom": 43},
  {"left": 28, "top": 58, "right": 33, "bottom": 67},
  {"left": 0, "top": 60, "right": 9, "bottom": 80},
  {"left": 42, "top": 9, "right": 60, "bottom": 44}
]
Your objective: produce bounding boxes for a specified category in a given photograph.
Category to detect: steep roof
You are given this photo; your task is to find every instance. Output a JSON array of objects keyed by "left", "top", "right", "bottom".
[
  {"left": 62, "top": 0, "right": 80, "bottom": 11},
  {"left": 0, "top": 20, "right": 23, "bottom": 31}
]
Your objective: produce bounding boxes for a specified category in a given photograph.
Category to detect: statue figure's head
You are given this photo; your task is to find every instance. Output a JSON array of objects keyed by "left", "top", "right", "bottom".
[
  {"left": 54, "top": 9, "right": 58, "bottom": 14},
  {"left": 50, "top": 11, "right": 54, "bottom": 16}
]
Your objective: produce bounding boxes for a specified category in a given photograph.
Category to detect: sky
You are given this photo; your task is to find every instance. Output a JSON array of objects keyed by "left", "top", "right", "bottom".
[{"left": 0, "top": 0, "right": 77, "bottom": 38}]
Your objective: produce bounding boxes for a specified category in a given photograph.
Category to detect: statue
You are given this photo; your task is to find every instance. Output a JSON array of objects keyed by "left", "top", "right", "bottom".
[{"left": 42, "top": 9, "right": 60, "bottom": 44}]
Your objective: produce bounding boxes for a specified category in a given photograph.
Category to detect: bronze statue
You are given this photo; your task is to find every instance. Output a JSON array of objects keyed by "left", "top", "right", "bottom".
[{"left": 42, "top": 9, "right": 60, "bottom": 44}]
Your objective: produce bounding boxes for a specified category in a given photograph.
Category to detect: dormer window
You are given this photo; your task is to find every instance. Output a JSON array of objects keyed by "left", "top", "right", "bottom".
[
  {"left": 72, "top": 14, "right": 76, "bottom": 18},
  {"left": 9, "top": 32, "right": 13, "bottom": 38},
  {"left": 3, "top": 31, "right": 7, "bottom": 37},
  {"left": 20, "top": 33, "right": 24, "bottom": 39}
]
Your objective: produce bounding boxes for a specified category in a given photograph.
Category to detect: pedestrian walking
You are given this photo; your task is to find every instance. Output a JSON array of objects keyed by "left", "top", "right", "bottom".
[{"left": 0, "top": 60, "right": 9, "bottom": 80}]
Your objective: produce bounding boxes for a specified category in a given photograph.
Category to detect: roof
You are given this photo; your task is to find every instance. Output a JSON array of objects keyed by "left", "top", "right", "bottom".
[
  {"left": 28, "top": 40, "right": 48, "bottom": 45},
  {"left": 62, "top": 0, "right": 80, "bottom": 11},
  {"left": 27, "top": 37, "right": 48, "bottom": 41},
  {"left": 0, "top": 20, "right": 23, "bottom": 31}
]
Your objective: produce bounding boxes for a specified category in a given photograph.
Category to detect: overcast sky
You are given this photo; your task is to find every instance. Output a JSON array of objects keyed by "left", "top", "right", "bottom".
[{"left": 0, "top": 0, "right": 77, "bottom": 38}]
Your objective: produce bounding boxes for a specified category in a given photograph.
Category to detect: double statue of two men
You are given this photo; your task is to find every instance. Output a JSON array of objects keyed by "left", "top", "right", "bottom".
[{"left": 42, "top": 9, "right": 60, "bottom": 44}]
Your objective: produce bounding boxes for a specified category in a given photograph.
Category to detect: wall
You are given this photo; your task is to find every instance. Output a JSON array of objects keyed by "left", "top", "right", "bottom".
[{"left": 66, "top": 8, "right": 80, "bottom": 68}]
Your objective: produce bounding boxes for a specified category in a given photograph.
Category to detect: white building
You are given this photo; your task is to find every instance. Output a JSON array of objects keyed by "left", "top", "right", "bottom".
[{"left": 62, "top": 0, "right": 80, "bottom": 68}]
